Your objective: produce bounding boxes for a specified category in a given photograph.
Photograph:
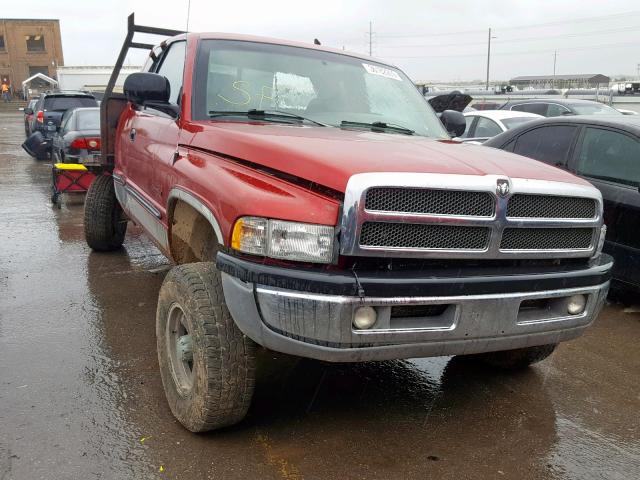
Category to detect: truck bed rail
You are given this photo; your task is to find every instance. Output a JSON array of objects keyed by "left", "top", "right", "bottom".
[{"left": 100, "top": 13, "right": 184, "bottom": 168}]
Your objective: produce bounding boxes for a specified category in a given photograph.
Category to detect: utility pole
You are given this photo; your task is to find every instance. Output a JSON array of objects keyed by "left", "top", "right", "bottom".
[
  {"left": 637, "top": 63, "right": 640, "bottom": 79},
  {"left": 485, "top": 28, "right": 495, "bottom": 91},
  {"left": 369, "top": 21, "right": 373, "bottom": 56},
  {"left": 552, "top": 51, "right": 557, "bottom": 89}
]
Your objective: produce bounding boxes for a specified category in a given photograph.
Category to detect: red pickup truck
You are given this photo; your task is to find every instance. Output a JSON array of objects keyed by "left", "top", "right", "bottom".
[{"left": 85, "top": 17, "right": 612, "bottom": 432}]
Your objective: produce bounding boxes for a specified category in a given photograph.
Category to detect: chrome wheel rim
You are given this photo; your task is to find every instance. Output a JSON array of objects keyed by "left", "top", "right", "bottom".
[{"left": 166, "top": 303, "right": 194, "bottom": 395}]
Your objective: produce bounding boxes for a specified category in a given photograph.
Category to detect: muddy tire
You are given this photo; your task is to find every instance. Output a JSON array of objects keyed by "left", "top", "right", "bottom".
[
  {"left": 471, "top": 344, "right": 557, "bottom": 370},
  {"left": 84, "top": 174, "right": 127, "bottom": 251},
  {"left": 156, "top": 262, "right": 256, "bottom": 432}
]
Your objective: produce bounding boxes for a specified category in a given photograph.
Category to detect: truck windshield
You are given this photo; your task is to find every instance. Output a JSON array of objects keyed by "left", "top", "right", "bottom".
[{"left": 193, "top": 40, "right": 448, "bottom": 138}]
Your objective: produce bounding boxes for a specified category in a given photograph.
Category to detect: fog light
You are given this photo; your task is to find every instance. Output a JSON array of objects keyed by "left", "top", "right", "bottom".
[
  {"left": 567, "top": 294, "right": 587, "bottom": 315},
  {"left": 353, "top": 306, "right": 377, "bottom": 329}
]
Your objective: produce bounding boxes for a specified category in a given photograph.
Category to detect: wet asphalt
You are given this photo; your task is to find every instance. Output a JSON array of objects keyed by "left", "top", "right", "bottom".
[{"left": 0, "top": 111, "right": 639, "bottom": 480}]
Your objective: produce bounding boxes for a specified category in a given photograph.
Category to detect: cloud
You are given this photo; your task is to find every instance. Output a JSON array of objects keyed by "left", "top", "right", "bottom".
[{"left": 4, "top": 0, "right": 640, "bottom": 80}]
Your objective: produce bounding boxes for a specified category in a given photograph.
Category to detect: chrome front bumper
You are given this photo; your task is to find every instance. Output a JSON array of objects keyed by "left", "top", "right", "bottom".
[{"left": 221, "top": 272, "right": 609, "bottom": 362}]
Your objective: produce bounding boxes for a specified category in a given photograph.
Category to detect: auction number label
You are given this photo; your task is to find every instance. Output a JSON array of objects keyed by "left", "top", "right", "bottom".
[{"left": 362, "top": 63, "right": 402, "bottom": 81}]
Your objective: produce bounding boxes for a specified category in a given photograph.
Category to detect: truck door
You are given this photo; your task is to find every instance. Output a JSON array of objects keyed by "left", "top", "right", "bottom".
[
  {"left": 147, "top": 41, "right": 186, "bottom": 218},
  {"left": 119, "top": 41, "right": 185, "bottom": 240}
]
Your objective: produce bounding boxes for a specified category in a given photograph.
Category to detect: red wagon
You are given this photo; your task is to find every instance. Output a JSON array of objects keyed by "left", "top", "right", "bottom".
[{"left": 51, "top": 163, "right": 96, "bottom": 207}]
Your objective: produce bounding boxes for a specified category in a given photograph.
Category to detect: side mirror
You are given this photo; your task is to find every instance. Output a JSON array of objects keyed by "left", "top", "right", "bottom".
[
  {"left": 440, "top": 110, "right": 466, "bottom": 137},
  {"left": 123, "top": 72, "right": 179, "bottom": 117},
  {"left": 24, "top": 107, "right": 34, "bottom": 115},
  {"left": 124, "top": 72, "right": 171, "bottom": 105}
]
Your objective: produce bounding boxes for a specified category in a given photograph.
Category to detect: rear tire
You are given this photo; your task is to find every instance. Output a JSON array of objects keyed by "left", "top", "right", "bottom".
[
  {"left": 469, "top": 344, "right": 557, "bottom": 370},
  {"left": 84, "top": 174, "right": 127, "bottom": 251},
  {"left": 156, "top": 262, "right": 256, "bottom": 432}
]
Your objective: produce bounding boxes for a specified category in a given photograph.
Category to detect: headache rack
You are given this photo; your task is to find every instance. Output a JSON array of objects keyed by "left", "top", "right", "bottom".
[{"left": 99, "top": 13, "right": 184, "bottom": 169}]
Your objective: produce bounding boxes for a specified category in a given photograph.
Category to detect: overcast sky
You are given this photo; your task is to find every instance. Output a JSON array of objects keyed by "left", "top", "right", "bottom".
[{"left": 5, "top": 1, "right": 640, "bottom": 83}]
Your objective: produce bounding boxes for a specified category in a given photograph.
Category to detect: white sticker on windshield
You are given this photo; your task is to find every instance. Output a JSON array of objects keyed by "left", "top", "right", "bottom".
[{"left": 362, "top": 63, "right": 402, "bottom": 81}]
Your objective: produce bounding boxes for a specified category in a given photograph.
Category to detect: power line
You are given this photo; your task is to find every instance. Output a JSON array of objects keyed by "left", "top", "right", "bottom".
[
  {"left": 377, "top": 25, "right": 640, "bottom": 49},
  {"left": 382, "top": 40, "right": 640, "bottom": 59},
  {"left": 376, "top": 10, "right": 640, "bottom": 38}
]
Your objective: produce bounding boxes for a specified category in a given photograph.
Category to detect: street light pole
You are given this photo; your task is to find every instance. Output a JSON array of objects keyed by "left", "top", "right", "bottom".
[
  {"left": 553, "top": 51, "right": 557, "bottom": 89},
  {"left": 486, "top": 28, "right": 493, "bottom": 91}
]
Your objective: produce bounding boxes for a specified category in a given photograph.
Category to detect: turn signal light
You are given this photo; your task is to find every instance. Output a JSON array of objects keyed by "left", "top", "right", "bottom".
[{"left": 231, "top": 216, "right": 334, "bottom": 263}]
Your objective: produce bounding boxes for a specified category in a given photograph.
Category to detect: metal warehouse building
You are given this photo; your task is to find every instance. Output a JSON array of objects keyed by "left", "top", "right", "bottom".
[{"left": 510, "top": 74, "right": 610, "bottom": 89}]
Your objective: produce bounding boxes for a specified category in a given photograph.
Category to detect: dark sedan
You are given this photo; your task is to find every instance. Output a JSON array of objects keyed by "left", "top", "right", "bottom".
[
  {"left": 51, "top": 107, "right": 101, "bottom": 165},
  {"left": 485, "top": 115, "right": 640, "bottom": 295},
  {"left": 498, "top": 98, "right": 622, "bottom": 117}
]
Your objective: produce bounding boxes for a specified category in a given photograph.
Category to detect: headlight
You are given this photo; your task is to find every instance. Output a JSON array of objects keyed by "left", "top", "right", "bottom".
[
  {"left": 593, "top": 224, "right": 607, "bottom": 258},
  {"left": 231, "top": 216, "right": 335, "bottom": 263}
]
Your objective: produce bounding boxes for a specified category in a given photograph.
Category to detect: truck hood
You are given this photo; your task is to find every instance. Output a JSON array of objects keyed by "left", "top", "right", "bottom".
[{"left": 189, "top": 122, "right": 592, "bottom": 193}]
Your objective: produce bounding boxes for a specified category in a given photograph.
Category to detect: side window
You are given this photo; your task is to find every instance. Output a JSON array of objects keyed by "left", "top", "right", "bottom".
[
  {"left": 143, "top": 45, "right": 164, "bottom": 72},
  {"left": 502, "top": 139, "right": 516, "bottom": 152},
  {"left": 511, "top": 103, "right": 548, "bottom": 116},
  {"left": 460, "top": 116, "right": 475, "bottom": 138},
  {"left": 513, "top": 126, "right": 578, "bottom": 166},
  {"left": 576, "top": 128, "right": 640, "bottom": 187},
  {"left": 156, "top": 42, "right": 186, "bottom": 105},
  {"left": 547, "top": 103, "right": 570, "bottom": 117},
  {"left": 60, "top": 111, "right": 73, "bottom": 133},
  {"left": 474, "top": 117, "right": 502, "bottom": 138}
]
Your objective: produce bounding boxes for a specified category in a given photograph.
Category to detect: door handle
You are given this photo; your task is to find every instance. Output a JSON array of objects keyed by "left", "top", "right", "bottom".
[{"left": 129, "top": 128, "right": 136, "bottom": 142}]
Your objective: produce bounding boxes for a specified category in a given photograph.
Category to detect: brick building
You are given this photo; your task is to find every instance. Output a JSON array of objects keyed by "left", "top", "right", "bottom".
[{"left": 0, "top": 18, "right": 64, "bottom": 94}]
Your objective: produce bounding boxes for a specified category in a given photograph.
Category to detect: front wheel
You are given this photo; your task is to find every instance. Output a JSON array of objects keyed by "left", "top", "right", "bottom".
[
  {"left": 156, "top": 262, "right": 256, "bottom": 432},
  {"left": 467, "top": 344, "right": 557, "bottom": 370},
  {"left": 84, "top": 174, "right": 127, "bottom": 251}
]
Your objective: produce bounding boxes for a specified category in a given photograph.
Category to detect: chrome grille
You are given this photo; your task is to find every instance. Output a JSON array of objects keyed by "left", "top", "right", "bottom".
[
  {"left": 365, "top": 187, "right": 494, "bottom": 216},
  {"left": 360, "top": 222, "right": 490, "bottom": 250},
  {"left": 500, "top": 228, "right": 594, "bottom": 250},
  {"left": 507, "top": 194, "right": 596, "bottom": 219},
  {"left": 340, "top": 173, "right": 603, "bottom": 259}
]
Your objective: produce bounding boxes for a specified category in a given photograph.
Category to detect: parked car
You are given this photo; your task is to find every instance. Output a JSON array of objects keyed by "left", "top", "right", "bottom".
[
  {"left": 485, "top": 115, "right": 640, "bottom": 294},
  {"left": 22, "top": 99, "right": 38, "bottom": 137},
  {"left": 85, "top": 18, "right": 611, "bottom": 432},
  {"left": 498, "top": 98, "right": 622, "bottom": 117},
  {"left": 23, "top": 91, "right": 98, "bottom": 159},
  {"left": 459, "top": 110, "right": 542, "bottom": 142},
  {"left": 51, "top": 107, "right": 101, "bottom": 165}
]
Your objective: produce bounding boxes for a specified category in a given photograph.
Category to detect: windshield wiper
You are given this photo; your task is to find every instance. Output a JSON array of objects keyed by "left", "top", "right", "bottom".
[
  {"left": 208, "top": 109, "right": 328, "bottom": 127},
  {"left": 340, "top": 120, "right": 415, "bottom": 135}
]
